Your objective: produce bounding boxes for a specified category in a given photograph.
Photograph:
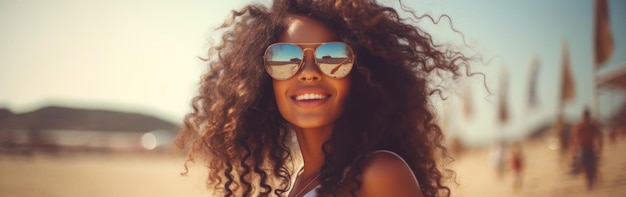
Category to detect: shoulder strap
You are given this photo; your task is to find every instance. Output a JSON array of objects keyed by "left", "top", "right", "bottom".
[{"left": 368, "top": 150, "right": 421, "bottom": 187}]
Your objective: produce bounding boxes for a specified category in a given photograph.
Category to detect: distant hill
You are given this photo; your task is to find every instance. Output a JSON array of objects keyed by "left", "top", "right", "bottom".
[
  {"left": 0, "top": 108, "right": 12, "bottom": 121},
  {"left": 0, "top": 106, "right": 180, "bottom": 133}
]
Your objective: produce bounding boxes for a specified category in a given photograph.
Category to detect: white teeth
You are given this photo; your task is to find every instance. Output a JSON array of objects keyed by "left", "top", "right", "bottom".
[{"left": 295, "top": 93, "right": 327, "bottom": 101}]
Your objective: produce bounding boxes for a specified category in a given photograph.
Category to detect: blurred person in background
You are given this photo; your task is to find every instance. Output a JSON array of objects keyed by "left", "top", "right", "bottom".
[
  {"left": 490, "top": 140, "right": 507, "bottom": 179},
  {"left": 175, "top": 0, "right": 477, "bottom": 196},
  {"left": 510, "top": 142, "right": 524, "bottom": 191},
  {"left": 608, "top": 126, "right": 623, "bottom": 144},
  {"left": 570, "top": 107, "right": 603, "bottom": 190},
  {"left": 556, "top": 116, "right": 572, "bottom": 156}
]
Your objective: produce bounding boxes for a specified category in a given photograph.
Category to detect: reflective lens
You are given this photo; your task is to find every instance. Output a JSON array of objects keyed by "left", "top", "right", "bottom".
[
  {"left": 264, "top": 42, "right": 354, "bottom": 80},
  {"left": 264, "top": 43, "right": 303, "bottom": 80},
  {"left": 315, "top": 43, "right": 354, "bottom": 79}
]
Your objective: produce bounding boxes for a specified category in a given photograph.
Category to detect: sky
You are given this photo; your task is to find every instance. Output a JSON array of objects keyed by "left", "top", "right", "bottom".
[{"left": 1, "top": 0, "right": 624, "bottom": 145}]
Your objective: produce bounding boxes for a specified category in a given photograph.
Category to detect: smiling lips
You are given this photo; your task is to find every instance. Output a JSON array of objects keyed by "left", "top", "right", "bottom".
[
  {"left": 291, "top": 90, "right": 331, "bottom": 107},
  {"left": 294, "top": 93, "right": 327, "bottom": 101}
]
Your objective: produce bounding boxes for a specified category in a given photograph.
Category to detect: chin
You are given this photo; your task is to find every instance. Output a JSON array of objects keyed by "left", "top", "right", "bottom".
[{"left": 291, "top": 120, "right": 333, "bottom": 130}]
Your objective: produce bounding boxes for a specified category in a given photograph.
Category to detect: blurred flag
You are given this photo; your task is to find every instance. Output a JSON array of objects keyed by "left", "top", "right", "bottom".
[
  {"left": 498, "top": 69, "right": 509, "bottom": 124},
  {"left": 462, "top": 83, "right": 473, "bottom": 119},
  {"left": 528, "top": 56, "right": 540, "bottom": 108},
  {"left": 560, "top": 41, "right": 575, "bottom": 103},
  {"left": 438, "top": 101, "right": 451, "bottom": 133},
  {"left": 594, "top": 0, "right": 614, "bottom": 67}
]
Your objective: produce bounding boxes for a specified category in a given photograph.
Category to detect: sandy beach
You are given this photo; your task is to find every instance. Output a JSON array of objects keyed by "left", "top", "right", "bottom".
[
  {"left": 450, "top": 136, "right": 626, "bottom": 197},
  {"left": 1, "top": 137, "right": 625, "bottom": 197}
]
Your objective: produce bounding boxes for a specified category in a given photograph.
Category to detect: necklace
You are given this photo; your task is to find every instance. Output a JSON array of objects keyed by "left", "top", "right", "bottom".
[{"left": 291, "top": 173, "right": 320, "bottom": 197}]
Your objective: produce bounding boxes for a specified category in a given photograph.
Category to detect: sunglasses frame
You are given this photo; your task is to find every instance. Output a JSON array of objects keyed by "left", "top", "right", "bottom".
[{"left": 263, "top": 42, "right": 355, "bottom": 80}]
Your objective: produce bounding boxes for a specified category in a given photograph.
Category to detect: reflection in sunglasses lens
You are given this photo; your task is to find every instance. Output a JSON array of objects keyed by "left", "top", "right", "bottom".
[
  {"left": 265, "top": 44, "right": 302, "bottom": 80},
  {"left": 316, "top": 43, "right": 353, "bottom": 78}
]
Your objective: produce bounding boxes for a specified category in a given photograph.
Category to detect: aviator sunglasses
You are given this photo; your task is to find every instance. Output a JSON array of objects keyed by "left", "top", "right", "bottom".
[{"left": 263, "top": 42, "right": 355, "bottom": 80}]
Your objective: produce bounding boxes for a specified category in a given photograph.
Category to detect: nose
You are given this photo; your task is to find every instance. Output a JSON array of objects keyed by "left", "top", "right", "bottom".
[{"left": 297, "top": 48, "right": 322, "bottom": 82}]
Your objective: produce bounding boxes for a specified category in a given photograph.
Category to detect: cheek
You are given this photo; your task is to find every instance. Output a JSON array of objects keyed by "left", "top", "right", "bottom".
[
  {"left": 333, "top": 77, "right": 352, "bottom": 109},
  {"left": 333, "top": 77, "right": 351, "bottom": 112},
  {"left": 272, "top": 80, "right": 290, "bottom": 114}
]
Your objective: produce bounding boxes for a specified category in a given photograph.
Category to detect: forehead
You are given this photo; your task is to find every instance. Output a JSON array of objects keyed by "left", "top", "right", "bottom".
[{"left": 279, "top": 15, "right": 339, "bottom": 43}]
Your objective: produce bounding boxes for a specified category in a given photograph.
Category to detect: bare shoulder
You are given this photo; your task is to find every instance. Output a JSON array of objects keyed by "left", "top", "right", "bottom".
[{"left": 358, "top": 150, "right": 423, "bottom": 197}]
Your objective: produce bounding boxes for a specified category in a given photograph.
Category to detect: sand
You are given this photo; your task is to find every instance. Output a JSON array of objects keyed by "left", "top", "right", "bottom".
[
  {"left": 0, "top": 154, "right": 210, "bottom": 197},
  {"left": 1, "top": 137, "right": 625, "bottom": 197}
]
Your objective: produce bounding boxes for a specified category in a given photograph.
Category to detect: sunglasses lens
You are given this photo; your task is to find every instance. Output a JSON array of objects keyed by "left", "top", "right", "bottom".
[
  {"left": 264, "top": 44, "right": 303, "bottom": 80},
  {"left": 315, "top": 42, "right": 354, "bottom": 79}
]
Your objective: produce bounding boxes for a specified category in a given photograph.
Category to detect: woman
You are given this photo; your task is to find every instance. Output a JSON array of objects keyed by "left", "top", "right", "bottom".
[{"left": 176, "top": 0, "right": 470, "bottom": 196}]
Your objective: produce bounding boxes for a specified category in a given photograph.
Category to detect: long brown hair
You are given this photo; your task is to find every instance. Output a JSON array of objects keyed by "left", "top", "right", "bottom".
[{"left": 176, "top": 0, "right": 472, "bottom": 196}]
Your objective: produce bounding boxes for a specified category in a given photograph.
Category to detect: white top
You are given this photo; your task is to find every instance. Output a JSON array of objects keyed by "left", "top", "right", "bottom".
[
  {"left": 302, "top": 185, "right": 320, "bottom": 197},
  {"left": 292, "top": 150, "right": 420, "bottom": 197}
]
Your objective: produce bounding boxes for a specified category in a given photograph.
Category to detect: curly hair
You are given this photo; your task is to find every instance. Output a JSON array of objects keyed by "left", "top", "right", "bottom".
[{"left": 176, "top": 0, "right": 472, "bottom": 196}]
